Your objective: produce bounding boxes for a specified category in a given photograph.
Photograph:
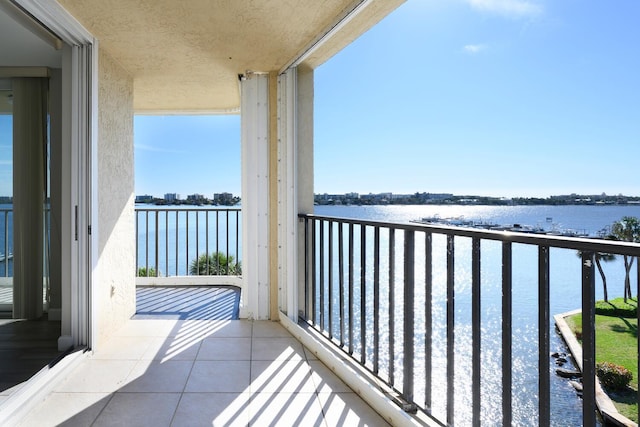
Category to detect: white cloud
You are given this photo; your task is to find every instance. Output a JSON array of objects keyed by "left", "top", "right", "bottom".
[
  {"left": 464, "top": 44, "right": 487, "bottom": 54},
  {"left": 465, "top": 0, "right": 542, "bottom": 18}
]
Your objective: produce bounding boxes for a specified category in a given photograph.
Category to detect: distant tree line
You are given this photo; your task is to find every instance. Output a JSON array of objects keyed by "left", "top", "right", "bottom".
[{"left": 315, "top": 192, "right": 640, "bottom": 206}]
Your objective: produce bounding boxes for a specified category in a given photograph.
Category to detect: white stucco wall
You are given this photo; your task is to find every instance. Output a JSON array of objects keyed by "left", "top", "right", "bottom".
[{"left": 94, "top": 48, "right": 135, "bottom": 349}]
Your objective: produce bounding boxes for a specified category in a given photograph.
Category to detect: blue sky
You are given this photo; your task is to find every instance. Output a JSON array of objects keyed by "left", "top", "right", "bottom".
[
  {"left": 314, "top": 0, "right": 639, "bottom": 197},
  {"left": 1, "top": 0, "right": 638, "bottom": 199}
]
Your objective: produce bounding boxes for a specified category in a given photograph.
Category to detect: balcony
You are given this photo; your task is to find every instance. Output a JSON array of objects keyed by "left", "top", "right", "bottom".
[
  {"left": 134, "top": 208, "right": 640, "bottom": 424},
  {"left": 4, "top": 207, "right": 640, "bottom": 425}
]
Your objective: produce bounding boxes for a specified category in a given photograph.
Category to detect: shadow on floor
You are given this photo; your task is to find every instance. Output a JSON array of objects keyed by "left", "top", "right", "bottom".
[{"left": 133, "top": 286, "right": 241, "bottom": 320}]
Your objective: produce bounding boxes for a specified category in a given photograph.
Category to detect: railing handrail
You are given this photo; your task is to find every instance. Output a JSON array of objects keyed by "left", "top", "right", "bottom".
[
  {"left": 135, "top": 207, "right": 240, "bottom": 212},
  {"left": 300, "top": 213, "right": 640, "bottom": 256}
]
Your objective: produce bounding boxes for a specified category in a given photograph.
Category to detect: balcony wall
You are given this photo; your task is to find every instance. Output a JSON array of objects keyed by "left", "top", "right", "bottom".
[{"left": 95, "top": 48, "right": 136, "bottom": 349}]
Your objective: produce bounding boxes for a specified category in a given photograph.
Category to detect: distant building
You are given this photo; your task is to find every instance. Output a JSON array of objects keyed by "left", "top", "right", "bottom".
[
  {"left": 135, "top": 194, "right": 153, "bottom": 203},
  {"left": 213, "top": 192, "right": 241, "bottom": 206},
  {"left": 213, "top": 192, "right": 231, "bottom": 200},
  {"left": 164, "top": 193, "right": 179, "bottom": 202},
  {"left": 187, "top": 194, "right": 205, "bottom": 202},
  {"left": 426, "top": 193, "right": 453, "bottom": 200},
  {"left": 391, "top": 194, "right": 412, "bottom": 200}
]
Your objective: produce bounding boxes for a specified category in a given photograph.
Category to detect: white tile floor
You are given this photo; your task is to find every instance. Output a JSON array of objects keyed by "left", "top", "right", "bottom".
[{"left": 18, "top": 319, "right": 390, "bottom": 427}]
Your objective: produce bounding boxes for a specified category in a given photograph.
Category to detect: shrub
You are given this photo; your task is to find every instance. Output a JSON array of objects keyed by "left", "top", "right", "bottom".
[
  {"left": 595, "top": 297, "right": 637, "bottom": 318},
  {"left": 190, "top": 252, "right": 241, "bottom": 276},
  {"left": 596, "top": 362, "right": 633, "bottom": 390},
  {"left": 137, "top": 267, "right": 157, "bottom": 277}
]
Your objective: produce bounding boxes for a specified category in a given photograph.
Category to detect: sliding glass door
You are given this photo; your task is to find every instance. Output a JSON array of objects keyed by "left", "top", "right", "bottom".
[{"left": 0, "top": 84, "right": 12, "bottom": 312}]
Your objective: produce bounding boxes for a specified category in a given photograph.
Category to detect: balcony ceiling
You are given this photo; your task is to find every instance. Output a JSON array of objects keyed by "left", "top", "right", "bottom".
[{"left": 56, "top": 0, "right": 404, "bottom": 114}]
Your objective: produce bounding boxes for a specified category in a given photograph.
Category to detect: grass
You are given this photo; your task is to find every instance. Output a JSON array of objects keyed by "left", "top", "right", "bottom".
[{"left": 566, "top": 297, "right": 638, "bottom": 422}]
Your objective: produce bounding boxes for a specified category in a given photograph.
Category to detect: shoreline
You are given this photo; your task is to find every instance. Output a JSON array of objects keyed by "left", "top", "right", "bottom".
[{"left": 554, "top": 310, "right": 636, "bottom": 427}]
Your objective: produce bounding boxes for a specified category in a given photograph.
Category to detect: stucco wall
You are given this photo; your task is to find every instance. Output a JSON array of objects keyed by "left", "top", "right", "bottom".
[{"left": 95, "top": 48, "right": 135, "bottom": 348}]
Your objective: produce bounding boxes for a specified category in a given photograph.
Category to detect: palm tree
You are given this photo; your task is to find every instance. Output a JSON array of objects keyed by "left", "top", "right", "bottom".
[
  {"left": 577, "top": 250, "right": 616, "bottom": 302},
  {"left": 609, "top": 216, "right": 640, "bottom": 302},
  {"left": 189, "top": 252, "right": 241, "bottom": 276}
]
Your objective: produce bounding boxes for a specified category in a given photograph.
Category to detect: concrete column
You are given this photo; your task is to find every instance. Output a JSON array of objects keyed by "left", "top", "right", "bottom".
[{"left": 296, "top": 65, "right": 314, "bottom": 315}]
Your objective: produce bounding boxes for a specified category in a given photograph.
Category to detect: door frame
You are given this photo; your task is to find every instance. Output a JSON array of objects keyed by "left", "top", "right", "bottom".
[{"left": 13, "top": 0, "right": 97, "bottom": 349}]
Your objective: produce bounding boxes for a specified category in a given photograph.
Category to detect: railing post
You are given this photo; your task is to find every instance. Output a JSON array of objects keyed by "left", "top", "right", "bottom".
[
  {"left": 328, "top": 221, "right": 334, "bottom": 339},
  {"left": 360, "top": 224, "right": 367, "bottom": 364},
  {"left": 205, "top": 212, "right": 209, "bottom": 273},
  {"left": 502, "top": 241, "right": 513, "bottom": 426},
  {"left": 539, "top": 245, "right": 550, "bottom": 426},
  {"left": 235, "top": 210, "right": 240, "bottom": 268},
  {"left": 446, "top": 234, "right": 455, "bottom": 425},
  {"left": 424, "top": 232, "right": 432, "bottom": 410},
  {"left": 165, "top": 211, "right": 169, "bottom": 277},
  {"left": 373, "top": 226, "right": 380, "bottom": 374},
  {"left": 582, "top": 251, "right": 596, "bottom": 426},
  {"left": 471, "top": 237, "right": 481, "bottom": 426},
  {"left": 226, "top": 210, "right": 230, "bottom": 275},
  {"left": 145, "top": 210, "right": 149, "bottom": 274},
  {"left": 175, "top": 212, "right": 179, "bottom": 276},
  {"left": 339, "top": 222, "right": 345, "bottom": 346},
  {"left": 155, "top": 210, "right": 159, "bottom": 276},
  {"left": 403, "top": 229, "right": 416, "bottom": 412},
  {"left": 348, "top": 223, "right": 354, "bottom": 355},
  {"left": 389, "top": 228, "right": 396, "bottom": 386},
  {"left": 185, "top": 212, "right": 189, "bottom": 275},
  {"left": 303, "top": 217, "right": 309, "bottom": 320},
  {"left": 319, "top": 220, "right": 325, "bottom": 329},
  {"left": 311, "top": 218, "right": 317, "bottom": 324}
]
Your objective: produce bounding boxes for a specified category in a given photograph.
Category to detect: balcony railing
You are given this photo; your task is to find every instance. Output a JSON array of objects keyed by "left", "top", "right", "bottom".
[
  {"left": 135, "top": 207, "right": 241, "bottom": 278},
  {"left": 1, "top": 207, "right": 13, "bottom": 278},
  {"left": 299, "top": 213, "right": 640, "bottom": 426}
]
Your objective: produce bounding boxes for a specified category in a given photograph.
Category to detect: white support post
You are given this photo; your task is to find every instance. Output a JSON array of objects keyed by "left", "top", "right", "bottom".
[
  {"left": 277, "top": 69, "right": 299, "bottom": 320},
  {"left": 241, "top": 73, "right": 270, "bottom": 320}
]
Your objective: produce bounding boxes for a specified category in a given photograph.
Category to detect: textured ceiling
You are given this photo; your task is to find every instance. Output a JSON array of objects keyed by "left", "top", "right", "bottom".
[{"left": 56, "top": 0, "right": 404, "bottom": 113}]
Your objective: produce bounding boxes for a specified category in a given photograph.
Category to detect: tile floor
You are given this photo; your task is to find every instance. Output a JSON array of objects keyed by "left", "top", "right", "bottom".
[{"left": 18, "top": 319, "right": 391, "bottom": 427}]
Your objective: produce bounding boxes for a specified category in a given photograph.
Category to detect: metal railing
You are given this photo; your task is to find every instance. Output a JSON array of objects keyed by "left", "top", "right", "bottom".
[
  {"left": 1, "top": 207, "right": 13, "bottom": 278},
  {"left": 136, "top": 207, "right": 241, "bottom": 277},
  {"left": 300, "top": 213, "right": 640, "bottom": 426}
]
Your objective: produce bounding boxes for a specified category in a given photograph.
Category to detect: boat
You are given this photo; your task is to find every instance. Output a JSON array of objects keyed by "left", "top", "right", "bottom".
[{"left": 415, "top": 218, "right": 590, "bottom": 237}]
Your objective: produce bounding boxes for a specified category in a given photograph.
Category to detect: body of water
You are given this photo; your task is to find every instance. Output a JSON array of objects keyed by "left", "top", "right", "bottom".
[{"left": 314, "top": 204, "right": 640, "bottom": 426}]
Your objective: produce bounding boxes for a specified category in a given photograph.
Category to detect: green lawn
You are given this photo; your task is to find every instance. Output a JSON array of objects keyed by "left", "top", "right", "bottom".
[{"left": 566, "top": 298, "right": 638, "bottom": 422}]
